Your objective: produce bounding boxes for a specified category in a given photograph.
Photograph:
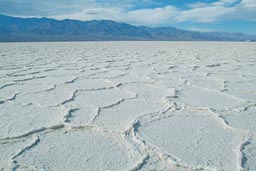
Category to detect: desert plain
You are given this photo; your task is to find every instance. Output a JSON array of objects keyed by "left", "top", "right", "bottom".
[{"left": 0, "top": 42, "right": 256, "bottom": 171}]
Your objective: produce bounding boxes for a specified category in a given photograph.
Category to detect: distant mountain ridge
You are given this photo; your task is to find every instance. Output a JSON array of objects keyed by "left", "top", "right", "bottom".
[{"left": 0, "top": 14, "right": 256, "bottom": 42}]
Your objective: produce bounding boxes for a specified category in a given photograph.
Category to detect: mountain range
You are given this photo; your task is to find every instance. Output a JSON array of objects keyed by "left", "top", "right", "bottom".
[{"left": 0, "top": 14, "right": 256, "bottom": 42}]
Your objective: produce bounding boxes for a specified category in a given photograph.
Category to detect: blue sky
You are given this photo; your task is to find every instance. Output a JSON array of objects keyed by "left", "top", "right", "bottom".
[{"left": 0, "top": 0, "right": 256, "bottom": 34}]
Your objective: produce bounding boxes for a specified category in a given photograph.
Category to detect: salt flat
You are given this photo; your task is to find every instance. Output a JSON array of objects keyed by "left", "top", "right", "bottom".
[{"left": 0, "top": 42, "right": 255, "bottom": 171}]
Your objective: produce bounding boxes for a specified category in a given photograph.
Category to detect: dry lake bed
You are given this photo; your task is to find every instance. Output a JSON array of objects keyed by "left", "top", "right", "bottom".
[{"left": 0, "top": 42, "right": 256, "bottom": 171}]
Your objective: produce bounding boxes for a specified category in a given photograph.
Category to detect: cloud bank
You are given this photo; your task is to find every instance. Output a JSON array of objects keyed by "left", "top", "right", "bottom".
[{"left": 0, "top": 0, "right": 255, "bottom": 27}]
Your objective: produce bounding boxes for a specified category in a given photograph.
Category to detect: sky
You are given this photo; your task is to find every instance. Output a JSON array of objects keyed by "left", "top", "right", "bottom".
[{"left": 0, "top": 0, "right": 256, "bottom": 35}]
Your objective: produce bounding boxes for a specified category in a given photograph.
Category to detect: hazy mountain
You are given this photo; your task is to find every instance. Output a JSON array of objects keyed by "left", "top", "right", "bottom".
[{"left": 0, "top": 14, "right": 255, "bottom": 42}]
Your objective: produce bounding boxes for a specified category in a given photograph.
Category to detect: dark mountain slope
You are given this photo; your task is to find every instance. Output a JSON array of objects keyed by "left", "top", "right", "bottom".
[{"left": 0, "top": 14, "right": 255, "bottom": 42}]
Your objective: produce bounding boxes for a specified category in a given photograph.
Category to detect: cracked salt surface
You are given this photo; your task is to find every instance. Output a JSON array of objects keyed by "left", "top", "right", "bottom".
[
  {"left": 137, "top": 109, "right": 244, "bottom": 171},
  {"left": 0, "top": 102, "right": 65, "bottom": 138},
  {"left": 0, "top": 42, "right": 255, "bottom": 171},
  {"left": 15, "top": 129, "right": 143, "bottom": 171}
]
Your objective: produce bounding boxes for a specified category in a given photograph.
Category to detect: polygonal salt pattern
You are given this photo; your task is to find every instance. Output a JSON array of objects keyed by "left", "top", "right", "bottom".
[{"left": 0, "top": 42, "right": 255, "bottom": 171}]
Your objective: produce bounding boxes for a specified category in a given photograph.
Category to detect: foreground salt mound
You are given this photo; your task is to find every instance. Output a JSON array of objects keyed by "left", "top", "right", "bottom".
[
  {"left": 225, "top": 89, "right": 256, "bottom": 103},
  {"left": 94, "top": 99, "right": 168, "bottom": 132},
  {"left": 13, "top": 86, "right": 74, "bottom": 107},
  {"left": 220, "top": 105, "right": 256, "bottom": 133},
  {"left": 24, "top": 75, "right": 77, "bottom": 86},
  {"left": 174, "top": 86, "right": 246, "bottom": 110},
  {"left": 0, "top": 82, "right": 53, "bottom": 104},
  {"left": 135, "top": 155, "right": 197, "bottom": 171},
  {"left": 120, "top": 83, "right": 175, "bottom": 101},
  {"left": 65, "top": 78, "right": 114, "bottom": 90},
  {"left": 110, "top": 73, "right": 153, "bottom": 85},
  {"left": 185, "top": 77, "right": 224, "bottom": 91},
  {"left": 16, "top": 129, "right": 143, "bottom": 171},
  {"left": 88, "top": 70, "right": 127, "bottom": 79},
  {"left": 225, "top": 81, "right": 256, "bottom": 91},
  {"left": 0, "top": 102, "right": 64, "bottom": 138},
  {"left": 63, "top": 104, "right": 98, "bottom": 125},
  {"left": 0, "top": 135, "right": 38, "bottom": 169},
  {"left": 65, "top": 88, "right": 135, "bottom": 108},
  {"left": 241, "top": 135, "right": 256, "bottom": 170},
  {"left": 137, "top": 109, "right": 244, "bottom": 171}
]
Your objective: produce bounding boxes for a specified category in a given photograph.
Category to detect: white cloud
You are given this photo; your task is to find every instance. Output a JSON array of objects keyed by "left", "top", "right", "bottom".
[
  {"left": 3, "top": 0, "right": 255, "bottom": 26},
  {"left": 212, "top": 0, "right": 239, "bottom": 6},
  {"left": 176, "top": 6, "right": 235, "bottom": 23},
  {"left": 231, "top": 0, "right": 256, "bottom": 21},
  {"left": 120, "top": 6, "right": 178, "bottom": 25},
  {"left": 51, "top": 5, "right": 178, "bottom": 26},
  {"left": 50, "top": 6, "right": 124, "bottom": 21},
  {"left": 177, "top": 0, "right": 256, "bottom": 23},
  {"left": 240, "top": 0, "right": 256, "bottom": 8}
]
